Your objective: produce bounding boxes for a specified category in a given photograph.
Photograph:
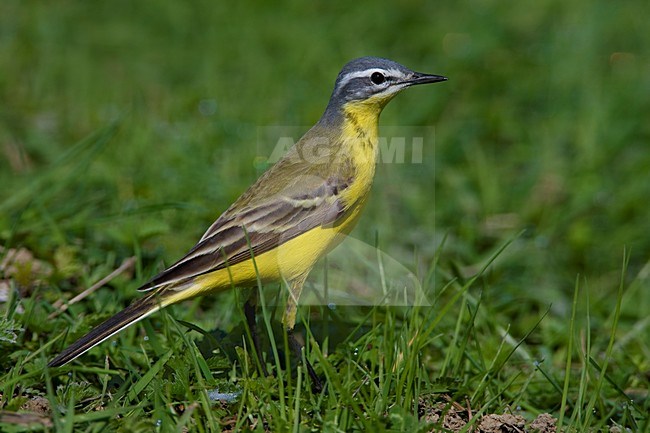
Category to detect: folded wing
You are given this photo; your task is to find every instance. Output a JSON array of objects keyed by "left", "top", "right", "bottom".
[{"left": 138, "top": 173, "right": 352, "bottom": 292}]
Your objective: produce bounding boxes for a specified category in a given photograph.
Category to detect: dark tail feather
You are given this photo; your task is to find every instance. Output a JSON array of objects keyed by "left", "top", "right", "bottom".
[{"left": 48, "top": 292, "right": 163, "bottom": 367}]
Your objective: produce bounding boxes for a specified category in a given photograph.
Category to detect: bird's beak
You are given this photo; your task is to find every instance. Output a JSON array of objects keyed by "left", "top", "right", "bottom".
[{"left": 405, "top": 72, "right": 448, "bottom": 86}]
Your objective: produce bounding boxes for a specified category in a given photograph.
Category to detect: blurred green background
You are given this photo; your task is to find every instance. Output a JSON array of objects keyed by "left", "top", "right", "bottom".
[
  {"left": 3, "top": 0, "right": 649, "bottom": 313},
  {"left": 1, "top": 0, "right": 648, "bottom": 426}
]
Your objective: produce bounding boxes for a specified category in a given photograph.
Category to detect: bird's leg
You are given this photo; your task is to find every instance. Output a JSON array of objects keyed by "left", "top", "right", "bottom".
[
  {"left": 284, "top": 275, "right": 323, "bottom": 393},
  {"left": 287, "top": 328, "right": 322, "bottom": 393},
  {"left": 244, "top": 290, "right": 268, "bottom": 377}
]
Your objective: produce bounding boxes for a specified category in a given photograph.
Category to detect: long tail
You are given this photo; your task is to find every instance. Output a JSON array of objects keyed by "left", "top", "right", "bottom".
[{"left": 48, "top": 291, "right": 167, "bottom": 367}]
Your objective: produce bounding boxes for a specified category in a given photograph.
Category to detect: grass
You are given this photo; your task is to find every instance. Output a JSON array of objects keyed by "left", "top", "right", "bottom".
[{"left": 1, "top": 0, "right": 649, "bottom": 431}]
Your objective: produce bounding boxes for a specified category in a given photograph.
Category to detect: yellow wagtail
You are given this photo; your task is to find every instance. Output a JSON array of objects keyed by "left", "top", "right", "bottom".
[{"left": 48, "top": 57, "right": 447, "bottom": 390}]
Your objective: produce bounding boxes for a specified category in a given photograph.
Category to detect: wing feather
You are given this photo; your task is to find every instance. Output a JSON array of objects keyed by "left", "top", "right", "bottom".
[{"left": 138, "top": 173, "right": 351, "bottom": 292}]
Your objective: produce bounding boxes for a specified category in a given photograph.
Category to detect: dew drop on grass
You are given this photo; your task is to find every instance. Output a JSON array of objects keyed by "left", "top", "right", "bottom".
[
  {"left": 208, "top": 389, "right": 242, "bottom": 403},
  {"left": 328, "top": 302, "right": 336, "bottom": 310},
  {"left": 144, "top": 335, "right": 149, "bottom": 341},
  {"left": 155, "top": 419, "right": 162, "bottom": 427}
]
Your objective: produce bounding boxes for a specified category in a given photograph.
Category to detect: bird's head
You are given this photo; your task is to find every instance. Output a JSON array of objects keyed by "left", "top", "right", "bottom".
[{"left": 325, "top": 57, "right": 447, "bottom": 118}]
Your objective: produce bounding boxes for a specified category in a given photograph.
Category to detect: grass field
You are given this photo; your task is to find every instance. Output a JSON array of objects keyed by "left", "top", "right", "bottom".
[{"left": 1, "top": 0, "right": 649, "bottom": 431}]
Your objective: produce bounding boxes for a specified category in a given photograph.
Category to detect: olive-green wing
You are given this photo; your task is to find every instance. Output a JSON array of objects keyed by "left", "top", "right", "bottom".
[{"left": 137, "top": 173, "right": 352, "bottom": 291}]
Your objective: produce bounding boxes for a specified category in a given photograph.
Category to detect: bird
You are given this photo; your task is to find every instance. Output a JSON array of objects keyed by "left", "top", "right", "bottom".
[{"left": 48, "top": 56, "right": 447, "bottom": 391}]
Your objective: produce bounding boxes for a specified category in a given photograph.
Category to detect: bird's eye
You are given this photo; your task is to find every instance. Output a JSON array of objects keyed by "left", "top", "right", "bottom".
[{"left": 370, "top": 72, "right": 386, "bottom": 85}]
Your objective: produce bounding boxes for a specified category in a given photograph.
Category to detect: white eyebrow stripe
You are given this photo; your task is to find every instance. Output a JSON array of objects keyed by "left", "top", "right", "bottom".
[{"left": 336, "top": 67, "right": 406, "bottom": 90}]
